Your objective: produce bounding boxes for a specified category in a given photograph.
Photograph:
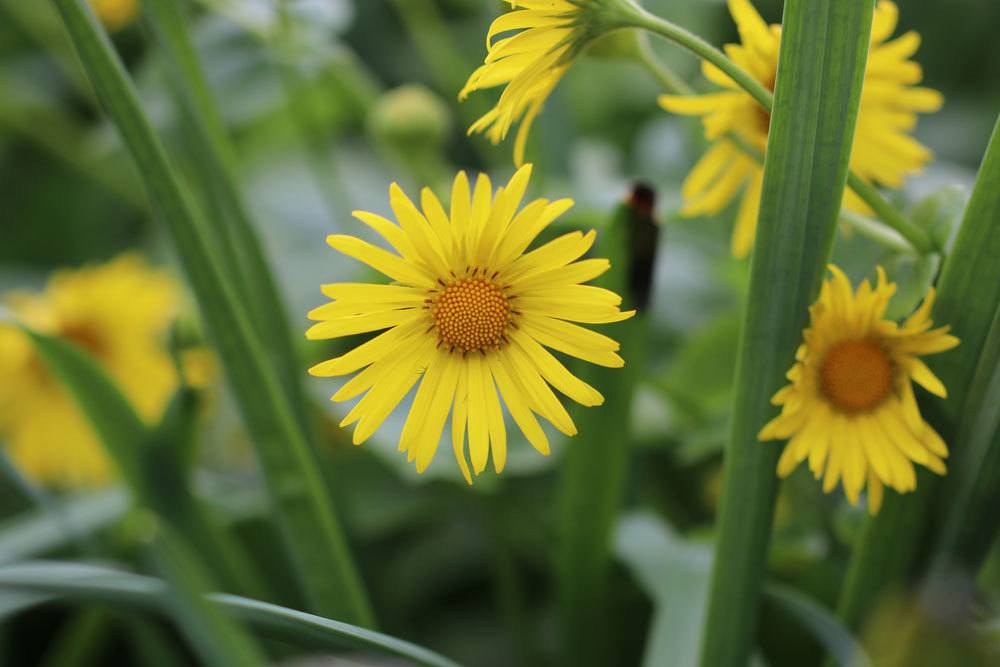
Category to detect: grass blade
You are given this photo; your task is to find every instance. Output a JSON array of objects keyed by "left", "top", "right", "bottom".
[
  {"left": 836, "top": 117, "right": 1000, "bottom": 630},
  {"left": 141, "top": 0, "right": 311, "bottom": 430},
  {"left": 25, "top": 328, "right": 148, "bottom": 488},
  {"left": 0, "top": 561, "right": 461, "bottom": 667},
  {"left": 48, "top": 0, "right": 372, "bottom": 624},
  {"left": 698, "top": 2, "right": 875, "bottom": 665}
]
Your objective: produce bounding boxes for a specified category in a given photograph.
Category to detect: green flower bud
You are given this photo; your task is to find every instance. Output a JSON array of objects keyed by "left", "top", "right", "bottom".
[{"left": 368, "top": 85, "right": 451, "bottom": 156}]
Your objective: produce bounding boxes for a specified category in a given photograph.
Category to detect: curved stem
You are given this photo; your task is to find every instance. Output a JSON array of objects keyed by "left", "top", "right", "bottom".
[
  {"left": 635, "top": 34, "right": 693, "bottom": 96},
  {"left": 845, "top": 173, "right": 934, "bottom": 253},
  {"left": 621, "top": 2, "right": 937, "bottom": 255}
]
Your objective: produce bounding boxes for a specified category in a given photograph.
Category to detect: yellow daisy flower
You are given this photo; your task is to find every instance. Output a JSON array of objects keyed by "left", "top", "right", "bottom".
[
  {"left": 0, "top": 254, "right": 202, "bottom": 487},
  {"left": 659, "top": 0, "right": 943, "bottom": 258},
  {"left": 88, "top": 0, "right": 140, "bottom": 32},
  {"left": 460, "top": 0, "right": 619, "bottom": 166},
  {"left": 307, "top": 166, "right": 634, "bottom": 481},
  {"left": 759, "top": 266, "right": 959, "bottom": 514}
]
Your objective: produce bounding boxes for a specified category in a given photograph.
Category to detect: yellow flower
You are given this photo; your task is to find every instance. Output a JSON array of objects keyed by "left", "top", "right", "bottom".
[
  {"left": 88, "top": 0, "right": 140, "bottom": 32},
  {"left": 307, "top": 166, "right": 634, "bottom": 481},
  {"left": 460, "top": 0, "right": 616, "bottom": 166},
  {"left": 0, "top": 254, "right": 200, "bottom": 487},
  {"left": 659, "top": 0, "right": 943, "bottom": 258},
  {"left": 759, "top": 266, "right": 959, "bottom": 514}
]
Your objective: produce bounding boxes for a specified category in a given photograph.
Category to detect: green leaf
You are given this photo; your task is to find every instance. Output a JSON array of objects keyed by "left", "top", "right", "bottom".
[
  {"left": 142, "top": 0, "right": 312, "bottom": 432},
  {"left": 0, "top": 561, "right": 461, "bottom": 667},
  {"left": 836, "top": 117, "right": 1000, "bottom": 632},
  {"left": 25, "top": 328, "right": 149, "bottom": 489},
  {"left": 49, "top": 0, "right": 372, "bottom": 624},
  {"left": 699, "top": 3, "right": 876, "bottom": 666}
]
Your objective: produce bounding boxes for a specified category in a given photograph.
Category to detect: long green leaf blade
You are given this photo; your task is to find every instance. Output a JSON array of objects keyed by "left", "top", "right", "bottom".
[
  {"left": 0, "top": 561, "right": 460, "bottom": 667},
  {"left": 25, "top": 328, "right": 148, "bottom": 489},
  {"left": 141, "top": 0, "right": 311, "bottom": 430},
  {"left": 699, "top": 2, "right": 875, "bottom": 665},
  {"left": 48, "top": 0, "right": 372, "bottom": 624}
]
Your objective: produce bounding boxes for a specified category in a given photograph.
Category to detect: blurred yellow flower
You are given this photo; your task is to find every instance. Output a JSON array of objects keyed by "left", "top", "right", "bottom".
[
  {"left": 307, "top": 166, "right": 634, "bottom": 481},
  {"left": 88, "top": 0, "right": 140, "bottom": 32},
  {"left": 460, "top": 0, "right": 613, "bottom": 166},
  {"left": 659, "top": 0, "right": 943, "bottom": 257},
  {"left": 0, "top": 254, "right": 202, "bottom": 487},
  {"left": 759, "top": 266, "right": 959, "bottom": 514}
]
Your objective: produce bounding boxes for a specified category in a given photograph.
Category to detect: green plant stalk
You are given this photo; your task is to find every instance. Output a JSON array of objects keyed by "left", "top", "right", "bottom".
[
  {"left": 49, "top": 0, "right": 373, "bottom": 625},
  {"left": 619, "top": 2, "right": 935, "bottom": 255},
  {"left": 141, "top": 0, "right": 311, "bottom": 432},
  {"left": 694, "top": 2, "right": 876, "bottom": 665},
  {"left": 836, "top": 117, "right": 1000, "bottom": 631},
  {"left": 0, "top": 561, "right": 461, "bottom": 667},
  {"left": 635, "top": 34, "right": 693, "bottom": 96},
  {"left": 556, "top": 199, "right": 649, "bottom": 666}
]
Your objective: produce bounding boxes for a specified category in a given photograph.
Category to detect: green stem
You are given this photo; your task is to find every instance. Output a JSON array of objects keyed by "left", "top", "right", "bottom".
[
  {"left": 49, "top": 0, "right": 373, "bottom": 626},
  {"left": 620, "top": 2, "right": 936, "bottom": 255},
  {"left": 845, "top": 173, "right": 934, "bottom": 253},
  {"left": 838, "top": 209, "right": 911, "bottom": 255},
  {"left": 689, "top": 1, "right": 876, "bottom": 664},
  {"left": 635, "top": 35, "right": 693, "bottom": 96}
]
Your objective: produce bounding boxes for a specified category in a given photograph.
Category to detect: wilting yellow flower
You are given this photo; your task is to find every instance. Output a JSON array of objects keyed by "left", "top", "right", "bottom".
[
  {"left": 0, "top": 254, "right": 201, "bottom": 487},
  {"left": 88, "top": 0, "right": 140, "bottom": 32},
  {"left": 759, "top": 266, "right": 959, "bottom": 514},
  {"left": 461, "top": 0, "right": 616, "bottom": 166},
  {"left": 660, "top": 0, "right": 943, "bottom": 257},
  {"left": 307, "top": 166, "right": 634, "bottom": 481}
]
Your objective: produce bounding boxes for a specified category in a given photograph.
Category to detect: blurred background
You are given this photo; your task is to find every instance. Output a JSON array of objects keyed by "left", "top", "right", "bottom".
[{"left": 1, "top": 0, "right": 998, "bottom": 665}]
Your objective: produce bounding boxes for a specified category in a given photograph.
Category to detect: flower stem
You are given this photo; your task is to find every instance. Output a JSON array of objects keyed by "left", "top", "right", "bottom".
[
  {"left": 635, "top": 35, "right": 693, "bottom": 96},
  {"left": 621, "top": 2, "right": 937, "bottom": 255}
]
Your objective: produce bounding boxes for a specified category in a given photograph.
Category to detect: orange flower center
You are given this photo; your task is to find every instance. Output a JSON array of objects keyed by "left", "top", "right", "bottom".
[
  {"left": 820, "top": 339, "right": 894, "bottom": 413},
  {"left": 432, "top": 278, "right": 512, "bottom": 352}
]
